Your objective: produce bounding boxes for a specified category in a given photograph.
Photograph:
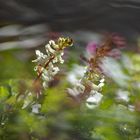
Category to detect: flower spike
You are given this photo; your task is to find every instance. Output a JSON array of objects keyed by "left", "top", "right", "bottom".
[{"left": 33, "top": 37, "right": 73, "bottom": 88}]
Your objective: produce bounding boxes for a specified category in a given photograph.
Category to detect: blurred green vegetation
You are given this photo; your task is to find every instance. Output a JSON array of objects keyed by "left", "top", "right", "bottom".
[{"left": 0, "top": 48, "right": 140, "bottom": 140}]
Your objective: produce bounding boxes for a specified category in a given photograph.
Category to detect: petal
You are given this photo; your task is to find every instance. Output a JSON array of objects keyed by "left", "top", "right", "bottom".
[
  {"left": 35, "top": 50, "right": 41, "bottom": 56},
  {"left": 98, "top": 83, "right": 105, "bottom": 88}
]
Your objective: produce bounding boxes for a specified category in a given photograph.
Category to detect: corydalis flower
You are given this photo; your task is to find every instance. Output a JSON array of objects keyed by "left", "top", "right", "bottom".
[
  {"left": 67, "top": 56, "right": 105, "bottom": 107},
  {"left": 33, "top": 37, "right": 73, "bottom": 88},
  {"left": 67, "top": 68, "right": 105, "bottom": 109},
  {"left": 86, "top": 91, "right": 103, "bottom": 109},
  {"left": 67, "top": 35, "right": 124, "bottom": 109}
]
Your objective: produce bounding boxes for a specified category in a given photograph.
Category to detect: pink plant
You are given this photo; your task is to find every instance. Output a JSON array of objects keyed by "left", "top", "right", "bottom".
[
  {"left": 86, "top": 41, "right": 98, "bottom": 55},
  {"left": 112, "top": 34, "right": 126, "bottom": 48}
]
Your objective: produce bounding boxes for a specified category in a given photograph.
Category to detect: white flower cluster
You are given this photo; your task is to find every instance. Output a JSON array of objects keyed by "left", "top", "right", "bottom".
[
  {"left": 32, "top": 38, "right": 73, "bottom": 88},
  {"left": 31, "top": 103, "right": 41, "bottom": 114},
  {"left": 86, "top": 91, "right": 103, "bottom": 109},
  {"left": 32, "top": 40, "right": 64, "bottom": 88},
  {"left": 86, "top": 77, "right": 105, "bottom": 109},
  {"left": 67, "top": 66, "right": 105, "bottom": 109},
  {"left": 21, "top": 92, "right": 41, "bottom": 114},
  {"left": 85, "top": 77, "right": 104, "bottom": 109}
]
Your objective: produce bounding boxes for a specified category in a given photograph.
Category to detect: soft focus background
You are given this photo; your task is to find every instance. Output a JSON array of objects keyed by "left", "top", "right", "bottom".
[{"left": 0, "top": 0, "right": 140, "bottom": 140}]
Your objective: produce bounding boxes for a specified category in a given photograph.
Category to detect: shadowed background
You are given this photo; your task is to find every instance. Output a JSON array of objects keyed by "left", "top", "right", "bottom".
[{"left": 0, "top": 0, "right": 140, "bottom": 50}]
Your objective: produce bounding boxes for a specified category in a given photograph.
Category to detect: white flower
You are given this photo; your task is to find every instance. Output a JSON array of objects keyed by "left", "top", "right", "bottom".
[
  {"left": 45, "top": 44, "right": 56, "bottom": 54},
  {"left": 75, "top": 82, "right": 85, "bottom": 93},
  {"left": 67, "top": 64, "right": 104, "bottom": 107},
  {"left": 86, "top": 91, "right": 103, "bottom": 109},
  {"left": 67, "top": 82, "right": 85, "bottom": 97},
  {"left": 49, "top": 40, "right": 55, "bottom": 46},
  {"left": 52, "top": 51, "right": 64, "bottom": 63},
  {"left": 31, "top": 104, "right": 41, "bottom": 114},
  {"left": 32, "top": 50, "right": 48, "bottom": 65},
  {"left": 116, "top": 89, "right": 130, "bottom": 102},
  {"left": 86, "top": 78, "right": 105, "bottom": 91},
  {"left": 41, "top": 66, "right": 59, "bottom": 85},
  {"left": 51, "top": 67, "right": 60, "bottom": 75},
  {"left": 32, "top": 37, "right": 73, "bottom": 89},
  {"left": 42, "top": 81, "right": 48, "bottom": 88},
  {"left": 33, "top": 41, "right": 62, "bottom": 88},
  {"left": 41, "top": 68, "right": 51, "bottom": 82},
  {"left": 58, "top": 53, "right": 64, "bottom": 63},
  {"left": 128, "top": 105, "right": 135, "bottom": 112},
  {"left": 100, "top": 78, "right": 105, "bottom": 83},
  {"left": 67, "top": 88, "right": 80, "bottom": 97},
  {"left": 98, "top": 82, "right": 105, "bottom": 88},
  {"left": 88, "top": 91, "right": 103, "bottom": 104}
]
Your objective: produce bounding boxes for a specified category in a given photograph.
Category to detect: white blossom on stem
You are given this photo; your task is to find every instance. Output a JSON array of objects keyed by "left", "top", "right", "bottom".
[
  {"left": 67, "top": 65, "right": 105, "bottom": 109},
  {"left": 32, "top": 37, "right": 73, "bottom": 89}
]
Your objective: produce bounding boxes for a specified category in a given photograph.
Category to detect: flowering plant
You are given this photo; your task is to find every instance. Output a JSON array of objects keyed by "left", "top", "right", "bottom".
[
  {"left": 1, "top": 34, "right": 140, "bottom": 140},
  {"left": 67, "top": 35, "right": 125, "bottom": 108},
  {"left": 31, "top": 35, "right": 126, "bottom": 109},
  {"left": 32, "top": 37, "right": 73, "bottom": 95}
]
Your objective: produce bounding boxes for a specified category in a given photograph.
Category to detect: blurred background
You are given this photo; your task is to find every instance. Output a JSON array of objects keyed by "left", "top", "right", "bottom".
[
  {"left": 0, "top": 0, "right": 140, "bottom": 50},
  {"left": 0, "top": 0, "right": 140, "bottom": 140}
]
